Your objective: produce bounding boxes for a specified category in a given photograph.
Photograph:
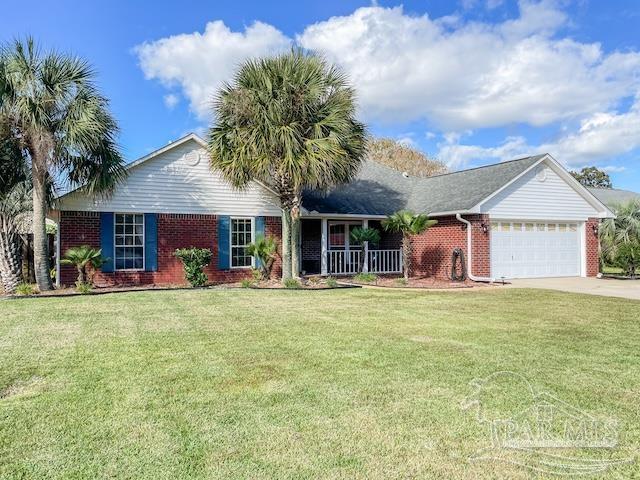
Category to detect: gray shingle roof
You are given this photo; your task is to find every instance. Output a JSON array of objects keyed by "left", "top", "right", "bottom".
[
  {"left": 587, "top": 187, "right": 640, "bottom": 207},
  {"left": 302, "top": 154, "right": 546, "bottom": 216}
]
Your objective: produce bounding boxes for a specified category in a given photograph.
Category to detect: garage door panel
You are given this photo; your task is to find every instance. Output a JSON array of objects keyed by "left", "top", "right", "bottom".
[{"left": 491, "top": 220, "right": 580, "bottom": 279}]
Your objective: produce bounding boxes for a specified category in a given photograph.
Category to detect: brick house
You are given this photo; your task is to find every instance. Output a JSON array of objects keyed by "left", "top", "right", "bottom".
[{"left": 51, "top": 133, "right": 613, "bottom": 287}]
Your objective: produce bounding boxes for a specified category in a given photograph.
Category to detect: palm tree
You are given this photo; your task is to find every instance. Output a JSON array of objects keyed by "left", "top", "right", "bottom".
[
  {"left": 0, "top": 124, "right": 30, "bottom": 293},
  {"left": 600, "top": 199, "right": 640, "bottom": 275},
  {"left": 209, "top": 49, "right": 367, "bottom": 280},
  {"left": 0, "top": 38, "right": 126, "bottom": 290},
  {"left": 246, "top": 235, "right": 278, "bottom": 280},
  {"left": 382, "top": 210, "right": 438, "bottom": 280},
  {"left": 349, "top": 226, "right": 380, "bottom": 273},
  {"left": 60, "top": 245, "right": 108, "bottom": 285}
]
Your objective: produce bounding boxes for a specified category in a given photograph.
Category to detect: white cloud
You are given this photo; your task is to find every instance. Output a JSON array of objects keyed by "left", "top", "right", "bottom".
[
  {"left": 163, "top": 93, "right": 179, "bottom": 109},
  {"left": 438, "top": 98, "right": 640, "bottom": 169},
  {"left": 397, "top": 136, "right": 417, "bottom": 147},
  {"left": 133, "top": 2, "right": 640, "bottom": 172},
  {"left": 601, "top": 165, "right": 626, "bottom": 173},
  {"left": 298, "top": 3, "right": 640, "bottom": 129},
  {"left": 135, "top": 21, "right": 290, "bottom": 119}
]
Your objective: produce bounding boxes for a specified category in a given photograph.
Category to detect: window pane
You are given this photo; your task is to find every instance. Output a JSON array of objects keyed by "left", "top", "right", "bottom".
[
  {"left": 114, "top": 214, "right": 144, "bottom": 270},
  {"left": 231, "top": 219, "right": 253, "bottom": 267}
]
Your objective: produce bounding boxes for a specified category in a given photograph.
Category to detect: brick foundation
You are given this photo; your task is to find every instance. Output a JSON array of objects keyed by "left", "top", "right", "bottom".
[{"left": 59, "top": 211, "right": 282, "bottom": 287}]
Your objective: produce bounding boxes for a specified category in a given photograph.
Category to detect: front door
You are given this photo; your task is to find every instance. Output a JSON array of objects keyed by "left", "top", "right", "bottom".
[{"left": 328, "top": 221, "right": 362, "bottom": 274}]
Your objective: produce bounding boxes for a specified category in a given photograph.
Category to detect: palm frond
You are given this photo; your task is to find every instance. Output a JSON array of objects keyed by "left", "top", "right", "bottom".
[{"left": 208, "top": 49, "right": 367, "bottom": 196}]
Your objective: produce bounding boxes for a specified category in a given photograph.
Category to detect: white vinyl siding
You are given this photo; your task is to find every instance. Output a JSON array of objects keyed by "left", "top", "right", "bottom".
[
  {"left": 481, "top": 164, "right": 600, "bottom": 221},
  {"left": 58, "top": 139, "right": 281, "bottom": 216}
]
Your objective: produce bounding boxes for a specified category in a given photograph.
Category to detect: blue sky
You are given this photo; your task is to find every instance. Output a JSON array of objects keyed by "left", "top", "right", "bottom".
[{"left": 2, "top": 0, "right": 639, "bottom": 190}]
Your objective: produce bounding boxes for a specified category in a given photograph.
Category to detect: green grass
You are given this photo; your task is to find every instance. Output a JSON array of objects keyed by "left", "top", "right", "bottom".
[{"left": 1, "top": 288, "right": 639, "bottom": 479}]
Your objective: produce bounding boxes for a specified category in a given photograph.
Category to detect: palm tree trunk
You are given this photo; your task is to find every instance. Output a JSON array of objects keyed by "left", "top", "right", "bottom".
[
  {"left": 281, "top": 209, "right": 293, "bottom": 280},
  {"left": 0, "top": 229, "right": 23, "bottom": 293},
  {"left": 402, "top": 234, "right": 411, "bottom": 281},
  {"left": 31, "top": 147, "right": 53, "bottom": 291},
  {"left": 291, "top": 215, "right": 301, "bottom": 279}
]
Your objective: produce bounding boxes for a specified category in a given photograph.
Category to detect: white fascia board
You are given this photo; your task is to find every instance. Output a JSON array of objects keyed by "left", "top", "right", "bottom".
[
  {"left": 470, "top": 155, "right": 548, "bottom": 212},
  {"left": 56, "top": 133, "right": 207, "bottom": 202},
  {"left": 542, "top": 155, "right": 615, "bottom": 219},
  {"left": 472, "top": 154, "right": 615, "bottom": 219},
  {"left": 301, "top": 212, "right": 388, "bottom": 219}
]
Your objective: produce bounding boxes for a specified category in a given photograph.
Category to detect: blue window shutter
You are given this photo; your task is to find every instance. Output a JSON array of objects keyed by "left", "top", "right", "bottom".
[
  {"left": 254, "top": 216, "right": 265, "bottom": 268},
  {"left": 144, "top": 214, "right": 158, "bottom": 272},
  {"left": 100, "top": 212, "right": 114, "bottom": 273},
  {"left": 218, "top": 216, "right": 230, "bottom": 270}
]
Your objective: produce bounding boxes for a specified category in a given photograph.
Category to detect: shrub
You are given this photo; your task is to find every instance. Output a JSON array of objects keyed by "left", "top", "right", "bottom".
[
  {"left": 75, "top": 281, "right": 92, "bottom": 294},
  {"left": 283, "top": 278, "right": 301, "bottom": 289},
  {"left": 354, "top": 272, "right": 377, "bottom": 283},
  {"left": 174, "top": 248, "right": 213, "bottom": 287},
  {"left": 240, "top": 279, "right": 254, "bottom": 289},
  {"left": 614, "top": 241, "right": 640, "bottom": 278},
  {"left": 325, "top": 277, "right": 338, "bottom": 288},
  {"left": 251, "top": 268, "right": 262, "bottom": 283},
  {"left": 60, "top": 246, "right": 108, "bottom": 285},
  {"left": 246, "top": 236, "right": 278, "bottom": 280},
  {"left": 15, "top": 282, "right": 37, "bottom": 295}
]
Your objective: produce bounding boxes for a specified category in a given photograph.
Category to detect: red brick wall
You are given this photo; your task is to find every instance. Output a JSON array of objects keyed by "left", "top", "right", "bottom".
[
  {"left": 410, "top": 214, "right": 490, "bottom": 280},
  {"left": 59, "top": 211, "right": 101, "bottom": 286},
  {"left": 266, "top": 216, "right": 283, "bottom": 279},
  {"left": 59, "top": 211, "right": 282, "bottom": 287},
  {"left": 586, "top": 217, "right": 600, "bottom": 277}
]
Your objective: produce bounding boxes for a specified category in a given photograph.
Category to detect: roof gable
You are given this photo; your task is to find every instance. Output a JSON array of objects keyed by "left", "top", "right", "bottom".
[
  {"left": 302, "top": 155, "right": 545, "bottom": 216},
  {"left": 57, "top": 134, "right": 281, "bottom": 216}
]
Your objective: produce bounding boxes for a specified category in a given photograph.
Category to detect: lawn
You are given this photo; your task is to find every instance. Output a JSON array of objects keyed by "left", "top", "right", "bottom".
[{"left": 1, "top": 288, "right": 639, "bottom": 479}]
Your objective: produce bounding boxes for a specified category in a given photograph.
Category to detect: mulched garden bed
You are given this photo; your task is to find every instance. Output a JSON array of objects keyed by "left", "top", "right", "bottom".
[
  {"left": 341, "top": 275, "right": 493, "bottom": 289},
  {"left": 1, "top": 277, "right": 356, "bottom": 299}
]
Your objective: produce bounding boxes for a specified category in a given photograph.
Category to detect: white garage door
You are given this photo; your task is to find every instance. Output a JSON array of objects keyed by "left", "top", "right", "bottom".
[{"left": 491, "top": 221, "right": 581, "bottom": 279}]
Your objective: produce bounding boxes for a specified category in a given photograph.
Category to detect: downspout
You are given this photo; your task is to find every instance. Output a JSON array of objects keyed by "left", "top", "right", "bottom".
[{"left": 456, "top": 213, "right": 494, "bottom": 283}]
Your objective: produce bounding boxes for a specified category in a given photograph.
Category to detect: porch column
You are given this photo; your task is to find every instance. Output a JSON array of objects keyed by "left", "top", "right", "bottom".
[
  {"left": 321, "top": 218, "right": 328, "bottom": 275},
  {"left": 363, "top": 219, "right": 369, "bottom": 273}
]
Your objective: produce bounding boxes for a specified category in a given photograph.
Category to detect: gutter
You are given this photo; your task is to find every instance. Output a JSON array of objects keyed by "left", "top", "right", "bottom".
[{"left": 455, "top": 213, "right": 494, "bottom": 283}]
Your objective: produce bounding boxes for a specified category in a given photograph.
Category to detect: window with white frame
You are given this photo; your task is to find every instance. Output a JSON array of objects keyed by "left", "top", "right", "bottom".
[
  {"left": 231, "top": 218, "right": 253, "bottom": 268},
  {"left": 115, "top": 214, "right": 144, "bottom": 270}
]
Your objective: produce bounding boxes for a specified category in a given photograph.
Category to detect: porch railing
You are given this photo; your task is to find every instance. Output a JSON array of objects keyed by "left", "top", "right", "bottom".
[
  {"left": 328, "top": 250, "right": 361, "bottom": 275},
  {"left": 368, "top": 249, "right": 402, "bottom": 274},
  {"left": 327, "top": 249, "right": 402, "bottom": 275}
]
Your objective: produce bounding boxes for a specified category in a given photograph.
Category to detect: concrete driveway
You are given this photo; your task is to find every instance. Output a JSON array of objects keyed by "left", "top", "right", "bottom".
[{"left": 507, "top": 277, "right": 640, "bottom": 300}]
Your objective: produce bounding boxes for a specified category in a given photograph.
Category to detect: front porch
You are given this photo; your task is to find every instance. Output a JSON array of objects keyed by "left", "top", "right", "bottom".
[{"left": 300, "top": 218, "right": 403, "bottom": 276}]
